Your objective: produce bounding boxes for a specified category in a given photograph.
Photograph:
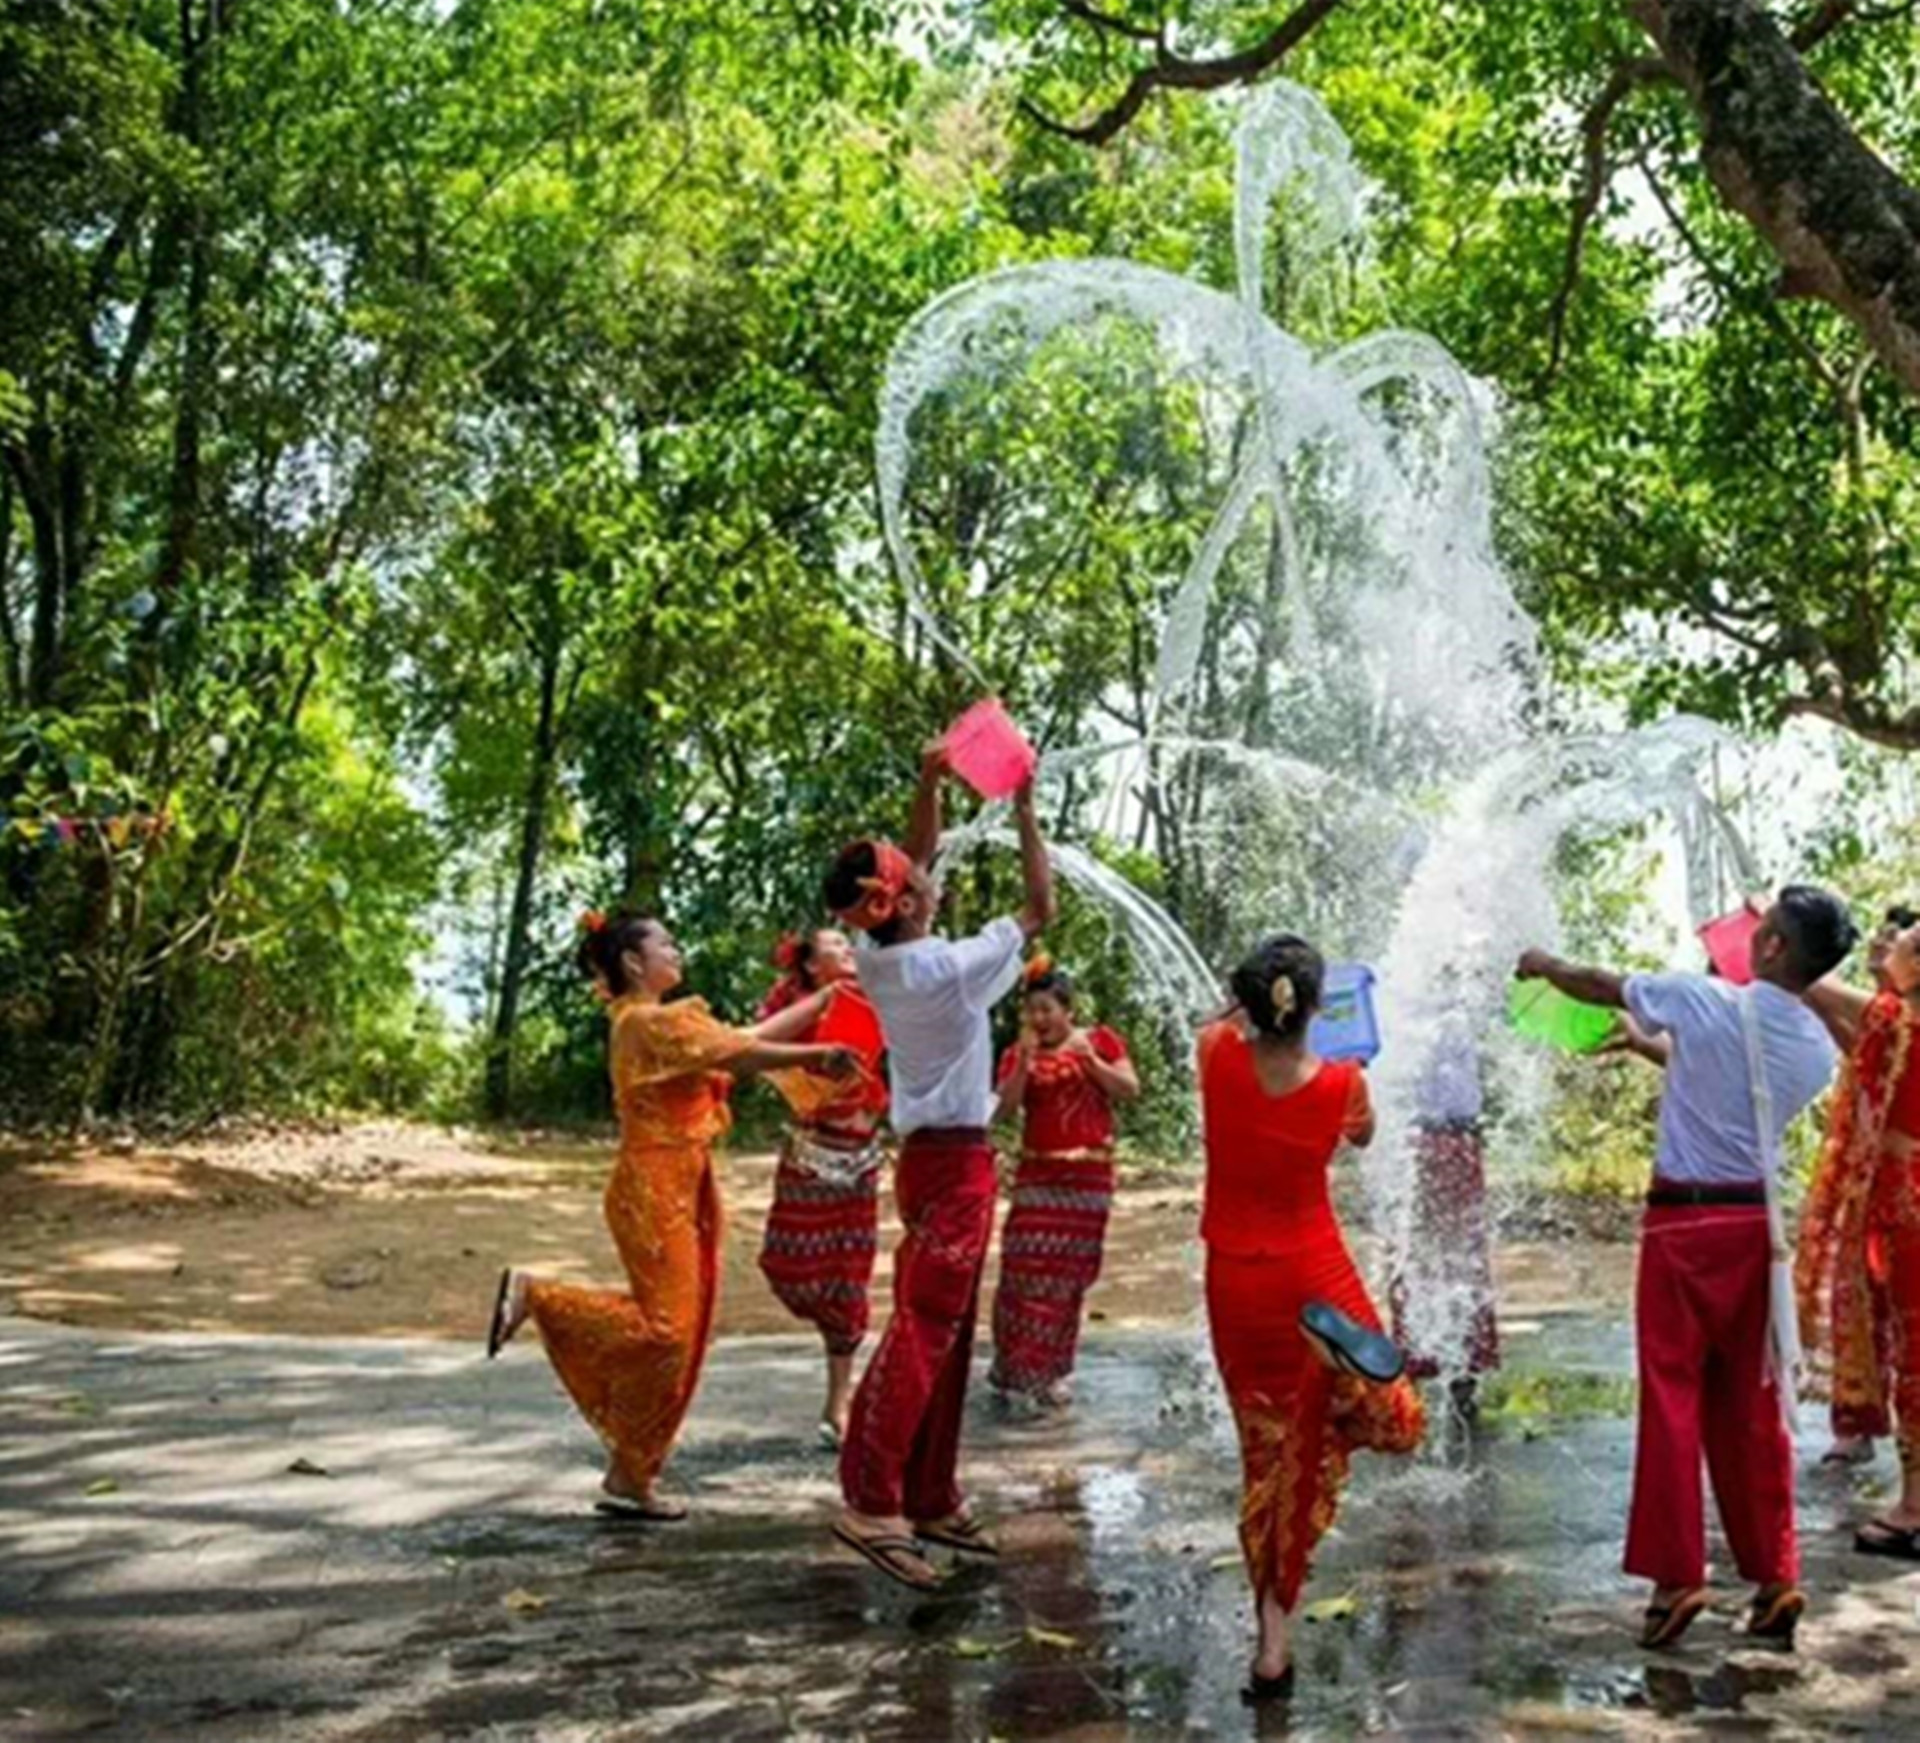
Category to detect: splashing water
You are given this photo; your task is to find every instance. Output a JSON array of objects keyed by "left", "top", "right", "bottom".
[{"left": 878, "top": 85, "right": 1761, "bottom": 1422}]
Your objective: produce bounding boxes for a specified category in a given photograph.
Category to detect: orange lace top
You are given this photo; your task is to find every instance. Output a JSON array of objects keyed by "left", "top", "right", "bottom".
[{"left": 609, "top": 996, "right": 752, "bottom": 1148}]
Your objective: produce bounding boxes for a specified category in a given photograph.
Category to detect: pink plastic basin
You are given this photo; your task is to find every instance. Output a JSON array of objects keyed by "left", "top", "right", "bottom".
[
  {"left": 1698, "top": 905, "right": 1762, "bottom": 984},
  {"left": 943, "top": 698, "right": 1038, "bottom": 800}
]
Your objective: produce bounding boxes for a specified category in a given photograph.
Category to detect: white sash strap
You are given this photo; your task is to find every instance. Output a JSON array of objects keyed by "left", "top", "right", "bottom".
[{"left": 1739, "top": 987, "right": 1802, "bottom": 1434}]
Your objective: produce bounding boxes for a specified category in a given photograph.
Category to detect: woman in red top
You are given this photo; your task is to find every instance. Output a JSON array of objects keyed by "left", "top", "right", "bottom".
[
  {"left": 989, "top": 959, "right": 1140, "bottom": 1405},
  {"left": 755, "top": 929, "right": 890, "bottom": 1447},
  {"left": 1201, "top": 933, "right": 1424, "bottom": 1702},
  {"left": 1801, "top": 917, "right": 1920, "bottom": 1556}
]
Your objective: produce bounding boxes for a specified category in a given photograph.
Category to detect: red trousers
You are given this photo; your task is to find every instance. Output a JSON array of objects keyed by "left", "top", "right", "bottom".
[
  {"left": 1625, "top": 1203, "right": 1797, "bottom": 1590},
  {"left": 839, "top": 1129, "right": 996, "bottom": 1520}
]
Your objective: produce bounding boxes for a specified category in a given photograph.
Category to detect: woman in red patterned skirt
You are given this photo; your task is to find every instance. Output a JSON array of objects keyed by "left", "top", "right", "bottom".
[
  {"left": 988, "top": 958, "right": 1138, "bottom": 1406},
  {"left": 755, "top": 929, "right": 890, "bottom": 1446},
  {"left": 1202, "top": 933, "right": 1425, "bottom": 1703}
]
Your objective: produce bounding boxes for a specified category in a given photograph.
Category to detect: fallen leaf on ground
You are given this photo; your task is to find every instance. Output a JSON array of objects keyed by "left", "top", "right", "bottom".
[
  {"left": 1303, "top": 1593, "right": 1360, "bottom": 1623},
  {"left": 1209, "top": 1552, "right": 1242, "bottom": 1571},
  {"left": 54, "top": 1397, "right": 101, "bottom": 1418},
  {"left": 84, "top": 1477, "right": 119, "bottom": 1496},
  {"left": 285, "top": 1457, "right": 331, "bottom": 1477},
  {"left": 501, "top": 1588, "right": 548, "bottom": 1613},
  {"left": 1024, "top": 1626, "right": 1080, "bottom": 1651},
  {"left": 950, "top": 1637, "right": 1008, "bottom": 1660}
]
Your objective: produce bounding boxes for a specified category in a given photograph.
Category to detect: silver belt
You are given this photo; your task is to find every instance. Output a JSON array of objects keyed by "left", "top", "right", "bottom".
[{"left": 787, "top": 1131, "right": 885, "bottom": 1187}]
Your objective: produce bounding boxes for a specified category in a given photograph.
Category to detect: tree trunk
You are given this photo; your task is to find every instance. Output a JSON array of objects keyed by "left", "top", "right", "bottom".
[
  {"left": 484, "top": 643, "right": 562, "bottom": 1121},
  {"left": 1633, "top": 0, "right": 1920, "bottom": 401}
]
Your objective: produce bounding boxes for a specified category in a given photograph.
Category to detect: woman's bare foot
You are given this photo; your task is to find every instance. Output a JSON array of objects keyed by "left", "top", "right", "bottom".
[
  {"left": 823, "top": 1348, "right": 856, "bottom": 1444},
  {"left": 598, "top": 1463, "right": 686, "bottom": 1520},
  {"left": 1253, "top": 1590, "right": 1292, "bottom": 1680}
]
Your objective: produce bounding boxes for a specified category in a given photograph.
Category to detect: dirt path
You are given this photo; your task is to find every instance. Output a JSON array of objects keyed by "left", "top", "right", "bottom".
[{"left": 0, "top": 1123, "right": 1632, "bottom": 1341}]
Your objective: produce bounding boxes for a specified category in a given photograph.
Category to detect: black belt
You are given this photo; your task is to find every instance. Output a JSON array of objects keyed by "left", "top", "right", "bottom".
[
  {"left": 1646, "top": 1180, "right": 1766, "bottom": 1207},
  {"left": 904, "top": 1125, "right": 989, "bottom": 1145}
]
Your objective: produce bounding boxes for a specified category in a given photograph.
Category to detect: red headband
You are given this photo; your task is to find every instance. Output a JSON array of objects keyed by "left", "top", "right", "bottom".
[{"left": 831, "top": 840, "right": 914, "bottom": 933}]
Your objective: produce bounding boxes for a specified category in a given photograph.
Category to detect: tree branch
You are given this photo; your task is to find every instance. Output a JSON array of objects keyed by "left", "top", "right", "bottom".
[
  {"left": 1536, "top": 56, "right": 1668, "bottom": 392},
  {"left": 1021, "top": 0, "right": 1345, "bottom": 147},
  {"left": 1633, "top": 0, "right": 1920, "bottom": 401}
]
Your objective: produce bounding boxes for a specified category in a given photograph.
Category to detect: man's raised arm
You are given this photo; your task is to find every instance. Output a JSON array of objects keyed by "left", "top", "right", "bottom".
[
  {"left": 1013, "top": 780, "right": 1055, "bottom": 941},
  {"left": 903, "top": 744, "right": 948, "bottom": 869},
  {"left": 1515, "top": 948, "right": 1628, "bottom": 1010}
]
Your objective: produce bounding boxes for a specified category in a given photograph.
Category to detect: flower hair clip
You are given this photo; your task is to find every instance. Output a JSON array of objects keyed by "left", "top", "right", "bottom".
[
  {"left": 771, "top": 932, "right": 803, "bottom": 971},
  {"left": 579, "top": 909, "right": 607, "bottom": 935},
  {"left": 1269, "top": 974, "right": 1297, "bottom": 1020},
  {"left": 1024, "top": 951, "right": 1055, "bottom": 986}
]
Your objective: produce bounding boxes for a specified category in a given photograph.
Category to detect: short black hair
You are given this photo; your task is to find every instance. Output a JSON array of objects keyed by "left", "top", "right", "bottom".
[
  {"left": 1886, "top": 904, "right": 1918, "bottom": 931},
  {"left": 822, "top": 842, "right": 906, "bottom": 947},
  {"left": 1230, "top": 933, "right": 1323, "bottom": 1040},
  {"left": 1773, "top": 885, "right": 1859, "bottom": 988}
]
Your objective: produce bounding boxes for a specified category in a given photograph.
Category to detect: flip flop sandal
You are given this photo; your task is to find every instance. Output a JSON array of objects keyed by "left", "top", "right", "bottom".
[
  {"left": 832, "top": 1522, "right": 942, "bottom": 1591},
  {"left": 594, "top": 1495, "right": 689, "bottom": 1523},
  {"left": 1819, "top": 1441, "right": 1875, "bottom": 1467},
  {"left": 914, "top": 1513, "right": 1000, "bottom": 1558},
  {"left": 1745, "top": 1587, "right": 1805, "bottom": 1649},
  {"left": 484, "top": 1269, "right": 516, "bottom": 1360},
  {"left": 1240, "top": 1664, "right": 1295, "bottom": 1706},
  {"left": 1639, "top": 1587, "right": 1711, "bottom": 1650},
  {"left": 816, "top": 1419, "right": 844, "bottom": 1452},
  {"left": 1298, "top": 1300, "right": 1407, "bottom": 1385},
  {"left": 1854, "top": 1521, "right": 1920, "bottom": 1561}
]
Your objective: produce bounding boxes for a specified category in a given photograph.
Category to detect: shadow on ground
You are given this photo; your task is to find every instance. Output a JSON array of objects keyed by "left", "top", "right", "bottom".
[{"left": 3, "top": 1314, "right": 1918, "bottom": 1740}]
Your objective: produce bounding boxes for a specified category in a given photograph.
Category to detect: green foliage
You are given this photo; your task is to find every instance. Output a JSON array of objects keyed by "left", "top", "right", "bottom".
[{"left": 5, "top": 0, "right": 1918, "bottom": 1136}]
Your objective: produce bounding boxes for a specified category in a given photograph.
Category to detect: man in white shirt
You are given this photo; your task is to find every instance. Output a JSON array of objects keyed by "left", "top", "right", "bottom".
[
  {"left": 823, "top": 746, "right": 1054, "bottom": 1591},
  {"left": 1516, "top": 885, "right": 1855, "bottom": 1652}
]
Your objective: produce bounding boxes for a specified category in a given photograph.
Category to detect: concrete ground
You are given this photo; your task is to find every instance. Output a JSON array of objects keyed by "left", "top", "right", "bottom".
[{"left": 4, "top": 1311, "right": 1919, "bottom": 1742}]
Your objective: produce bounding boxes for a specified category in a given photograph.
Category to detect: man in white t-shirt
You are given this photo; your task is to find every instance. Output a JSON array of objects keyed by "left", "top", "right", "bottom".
[
  {"left": 1517, "top": 885, "right": 1855, "bottom": 1652},
  {"left": 822, "top": 746, "right": 1054, "bottom": 1591}
]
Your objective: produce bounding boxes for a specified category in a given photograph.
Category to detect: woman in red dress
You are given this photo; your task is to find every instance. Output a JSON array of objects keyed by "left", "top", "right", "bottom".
[
  {"left": 755, "top": 928, "right": 890, "bottom": 1447},
  {"left": 1801, "top": 915, "right": 1920, "bottom": 1555},
  {"left": 1201, "top": 933, "right": 1425, "bottom": 1702},
  {"left": 989, "top": 958, "right": 1139, "bottom": 1406}
]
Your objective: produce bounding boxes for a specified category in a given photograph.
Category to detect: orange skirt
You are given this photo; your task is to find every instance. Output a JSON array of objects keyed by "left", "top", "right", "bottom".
[
  {"left": 1206, "top": 1227, "right": 1424, "bottom": 1608},
  {"left": 525, "top": 1136, "right": 722, "bottom": 1493}
]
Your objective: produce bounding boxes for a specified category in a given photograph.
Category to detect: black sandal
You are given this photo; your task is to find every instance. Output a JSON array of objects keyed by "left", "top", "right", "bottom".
[
  {"left": 914, "top": 1511, "right": 1000, "bottom": 1559},
  {"left": 1241, "top": 1664, "right": 1295, "bottom": 1705},
  {"left": 484, "top": 1269, "right": 517, "bottom": 1359},
  {"left": 594, "top": 1494, "right": 688, "bottom": 1523},
  {"left": 1299, "top": 1300, "right": 1406, "bottom": 1384},
  {"left": 1639, "top": 1587, "right": 1710, "bottom": 1649},
  {"left": 1745, "top": 1586, "right": 1805, "bottom": 1649},
  {"left": 833, "top": 1521, "right": 942, "bottom": 1591},
  {"left": 1854, "top": 1519, "right": 1920, "bottom": 1561}
]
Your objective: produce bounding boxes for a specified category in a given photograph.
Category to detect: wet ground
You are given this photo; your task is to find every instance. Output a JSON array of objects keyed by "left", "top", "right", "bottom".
[{"left": 5, "top": 1311, "right": 1919, "bottom": 1741}]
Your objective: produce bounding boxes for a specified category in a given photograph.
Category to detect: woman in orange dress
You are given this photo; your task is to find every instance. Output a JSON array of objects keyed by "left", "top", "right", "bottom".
[
  {"left": 1801, "top": 916, "right": 1920, "bottom": 1556},
  {"left": 1201, "top": 933, "right": 1425, "bottom": 1702},
  {"left": 755, "top": 928, "right": 890, "bottom": 1446},
  {"left": 990, "top": 957, "right": 1139, "bottom": 1405},
  {"left": 486, "top": 910, "right": 855, "bottom": 1518}
]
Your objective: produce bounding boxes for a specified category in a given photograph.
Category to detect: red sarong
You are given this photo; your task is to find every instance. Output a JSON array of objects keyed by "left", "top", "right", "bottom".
[
  {"left": 989, "top": 1149, "right": 1114, "bottom": 1394},
  {"left": 1391, "top": 1121, "right": 1500, "bottom": 1379},
  {"left": 1625, "top": 1200, "right": 1797, "bottom": 1589},
  {"left": 1207, "top": 1249, "right": 1425, "bottom": 1608},
  {"left": 839, "top": 1127, "right": 996, "bottom": 1519},
  {"left": 757, "top": 1132, "right": 881, "bottom": 1355}
]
